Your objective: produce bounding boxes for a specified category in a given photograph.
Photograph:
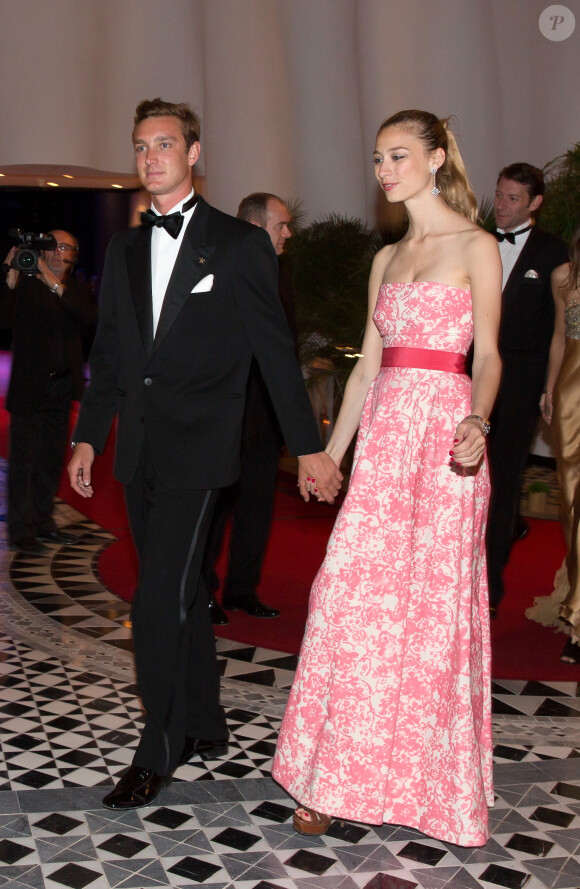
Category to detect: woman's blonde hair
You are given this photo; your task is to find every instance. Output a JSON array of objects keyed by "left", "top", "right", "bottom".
[
  {"left": 378, "top": 110, "right": 478, "bottom": 223},
  {"left": 565, "top": 223, "right": 580, "bottom": 293}
]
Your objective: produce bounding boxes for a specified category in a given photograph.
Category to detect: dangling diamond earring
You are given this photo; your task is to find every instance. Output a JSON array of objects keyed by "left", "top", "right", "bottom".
[{"left": 430, "top": 167, "right": 440, "bottom": 197}]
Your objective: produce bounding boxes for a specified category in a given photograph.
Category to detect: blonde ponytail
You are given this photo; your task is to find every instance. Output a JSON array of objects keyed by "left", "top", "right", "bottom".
[
  {"left": 439, "top": 121, "right": 478, "bottom": 222},
  {"left": 378, "top": 111, "right": 478, "bottom": 222}
]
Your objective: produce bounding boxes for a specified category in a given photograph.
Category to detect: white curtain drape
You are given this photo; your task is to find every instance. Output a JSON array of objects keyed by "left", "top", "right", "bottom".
[{"left": 0, "top": 0, "right": 578, "bottom": 223}]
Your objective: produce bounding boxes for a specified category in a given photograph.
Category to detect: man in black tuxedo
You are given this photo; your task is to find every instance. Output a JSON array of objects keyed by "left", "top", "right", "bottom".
[
  {"left": 487, "top": 163, "right": 568, "bottom": 611},
  {"left": 0, "top": 231, "right": 96, "bottom": 555},
  {"left": 203, "top": 193, "right": 295, "bottom": 625},
  {"left": 68, "top": 99, "right": 341, "bottom": 809}
]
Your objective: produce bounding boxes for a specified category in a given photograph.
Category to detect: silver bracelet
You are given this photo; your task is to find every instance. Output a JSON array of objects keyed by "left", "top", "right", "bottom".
[
  {"left": 50, "top": 282, "right": 60, "bottom": 295},
  {"left": 465, "top": 414, "right": 491, "bottom": 435}
]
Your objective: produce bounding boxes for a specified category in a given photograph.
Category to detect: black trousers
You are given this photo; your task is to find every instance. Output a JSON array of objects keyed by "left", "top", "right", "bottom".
[
  {"left": 486, "top": 358, "right": 544, "bottom": 607},
  {"left": 202, "top": 380, "right": 281, "bottom": 601},
  {"left": 8, "top": 376, "right": 73, "bottom": 543},
  {"left": 125, "top": 446, "right": 226, "bottom": 775}
]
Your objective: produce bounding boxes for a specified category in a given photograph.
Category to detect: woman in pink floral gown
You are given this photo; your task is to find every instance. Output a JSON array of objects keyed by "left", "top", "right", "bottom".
[{"left": 272, "top": 111, "right": 502, "bottom": 847}]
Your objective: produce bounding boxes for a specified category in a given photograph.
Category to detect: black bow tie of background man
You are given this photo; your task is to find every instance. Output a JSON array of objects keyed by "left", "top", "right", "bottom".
[
  {"left": 140, "top": 193, "right": 199, "bottom": 239},
  {"left": 494, "top": 224, "right": 533, "bottom": 245}
]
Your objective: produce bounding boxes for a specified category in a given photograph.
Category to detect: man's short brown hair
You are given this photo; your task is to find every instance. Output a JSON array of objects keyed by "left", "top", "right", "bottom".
[
  {"left": 497, "top": 162, "right": 545, "bottom": 199},
  {"left": 133, "top": 98, "right": 201, "bottom": 149}
]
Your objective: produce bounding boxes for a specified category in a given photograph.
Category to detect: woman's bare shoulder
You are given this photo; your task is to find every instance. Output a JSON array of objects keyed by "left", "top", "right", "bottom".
[
  {"left": 373, "top": 242, "right": 397, "bottom": 266},
  {"left": 370, "top": 242, "right": 397, "bottom": 280},
  {"left": 552, "top": 261, "right": 571, "bottom": 289},
  {"left": 461, "top": 224, "right": 500, "bottom": 261}
]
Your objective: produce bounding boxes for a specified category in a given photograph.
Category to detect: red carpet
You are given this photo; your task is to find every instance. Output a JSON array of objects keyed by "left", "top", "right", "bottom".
[
  {"left": 98, "top": 495, "right": 572, "bottom": 680},
  {"left": 96, "top": 473, "right": 342, "bottom": 657},
  {"left": 493, "top": 518, "right": 570, "bottom": 680},
  {"left": 0, "top": 389, "right": 575, "bottom": 680}
]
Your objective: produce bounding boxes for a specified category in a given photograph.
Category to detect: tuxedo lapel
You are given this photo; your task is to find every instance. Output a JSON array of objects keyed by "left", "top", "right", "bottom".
[
  {"left": 126, "top": 228, "right": 154, "bottom": 355},
  {"left": 503, "top": 228, "right": 541, "bottom": 298},
  {"left": 153, "top": 198, "right": 216, "bottom": 353}
]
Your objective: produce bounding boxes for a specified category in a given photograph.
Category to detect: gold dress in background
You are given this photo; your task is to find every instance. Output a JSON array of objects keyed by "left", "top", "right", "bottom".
[{"left": 552, "top": 300, "right": 580, "bottom": 641}]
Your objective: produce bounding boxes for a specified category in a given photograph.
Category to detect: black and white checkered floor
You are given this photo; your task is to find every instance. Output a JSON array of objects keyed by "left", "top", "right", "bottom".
[{"left": 1, "top": 465, "right": 580, "bottom": 888}]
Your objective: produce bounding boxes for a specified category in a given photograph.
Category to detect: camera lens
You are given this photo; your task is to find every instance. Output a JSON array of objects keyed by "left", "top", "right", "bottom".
[{"left": 16, "top": 249, "right": 36, "bottom": 271}]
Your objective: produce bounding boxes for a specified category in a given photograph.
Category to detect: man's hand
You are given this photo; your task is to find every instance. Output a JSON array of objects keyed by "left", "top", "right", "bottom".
[
  {"left": 68, "top": 443, "right": 95, "bottom": 498},
  {"left": 298, "top": 452, "right": 343, "bottom": 503},
  {"left": 36, "top": 257, "right": 62, "bottom": 294},
  {"left": 3, "top": 247, "right": 19, "bottom": 290}
]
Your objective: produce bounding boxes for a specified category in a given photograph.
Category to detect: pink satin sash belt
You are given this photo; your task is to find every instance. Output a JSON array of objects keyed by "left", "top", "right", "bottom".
[{"left": 381, "top": 347, "right": 467, "bottom": 374}]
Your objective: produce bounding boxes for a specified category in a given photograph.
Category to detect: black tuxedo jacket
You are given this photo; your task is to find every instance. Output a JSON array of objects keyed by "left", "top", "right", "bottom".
[
  {"left": 0, "top": 274, "right": 96, "bottom": 414},
  {"left": 74, "top": 197, "right": 321, "bottom": 489},
  {"left": 499, "top": 226, "right": 569, "bottom": 368}
]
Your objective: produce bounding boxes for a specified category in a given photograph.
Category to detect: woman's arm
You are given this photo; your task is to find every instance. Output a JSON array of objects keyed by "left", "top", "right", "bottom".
[
  {"left": 540, "top": 263, "right": 569, "bottom": 424},
  {"left": 324, "top": 248, "right": 390, "bottom": 467},
  {"left": 452, "top": 230, "right": 502, "bottom": 467}
]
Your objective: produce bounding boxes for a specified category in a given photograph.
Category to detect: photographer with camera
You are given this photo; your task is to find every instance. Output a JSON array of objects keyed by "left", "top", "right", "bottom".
[{"left": 0, "top": 229, "right": 97, "bottom": 555}]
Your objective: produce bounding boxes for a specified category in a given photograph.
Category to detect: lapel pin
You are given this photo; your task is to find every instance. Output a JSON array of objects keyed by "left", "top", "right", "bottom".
[{"left": 198, "top": 257, "right": 206, "bottom": 264}]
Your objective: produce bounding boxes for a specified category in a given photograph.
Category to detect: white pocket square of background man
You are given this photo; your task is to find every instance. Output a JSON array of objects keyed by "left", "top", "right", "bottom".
[
  {"left": 191, "top": 274, "right": 214, "bottom": 293},
  {"left": 524, "top": 269, "right": 540, "bottom": 279}
]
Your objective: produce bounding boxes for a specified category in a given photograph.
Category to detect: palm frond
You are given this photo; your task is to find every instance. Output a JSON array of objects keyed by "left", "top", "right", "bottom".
[
  {"left": 541, "top": 141, "right": 580, "bottom": 242},
  {"left": 477, "top": 195, "right": 496, "bottom": 231},
  {"left": 286, "top": 214, "right": 382, "bottom": 387}
]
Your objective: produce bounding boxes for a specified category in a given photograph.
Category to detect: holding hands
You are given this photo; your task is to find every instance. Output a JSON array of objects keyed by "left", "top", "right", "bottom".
[
  {"left": 298, "top": 452, "right": 343, "bottom": 503},
  {"left": 450, "top": 415, "right": 489, "bottom": 469}
]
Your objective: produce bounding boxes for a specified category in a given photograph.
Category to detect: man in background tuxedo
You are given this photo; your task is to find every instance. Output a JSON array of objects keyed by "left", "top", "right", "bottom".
[
  {"left": 68, "top": 99, "right": 341, "bottom": 810},
  {"left": 0, "top": 231, "right": 96, "bottom": 555},
  {"left": 487, "top": 163, "right": 568, "bottom": 612},
  {"left": 203, "top": 193, "right": 295, "bottom": 625}
]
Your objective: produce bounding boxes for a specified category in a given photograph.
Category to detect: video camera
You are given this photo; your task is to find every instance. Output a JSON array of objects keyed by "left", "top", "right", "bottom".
[{"left": 9, "top": 229, "right": 57, "bottom": 275}]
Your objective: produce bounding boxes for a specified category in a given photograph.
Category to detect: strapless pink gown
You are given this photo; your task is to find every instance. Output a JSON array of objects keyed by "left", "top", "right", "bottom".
[{"left": 272, "top": 282, "right": 493, "bottom": 847}]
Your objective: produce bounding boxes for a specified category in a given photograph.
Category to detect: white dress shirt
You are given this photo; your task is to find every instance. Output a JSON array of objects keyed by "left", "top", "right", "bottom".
[
  {"left": 498, "top": 218, "right": 532, "bottom": 291},
  {"left": 150, "top": 189, "right": 197, "bottom": 335}
]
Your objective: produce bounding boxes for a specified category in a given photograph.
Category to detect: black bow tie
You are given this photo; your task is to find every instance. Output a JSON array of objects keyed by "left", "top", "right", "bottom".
[
  {"left": 494, "top": 224, "right": 533, "bottom": 245},
  {"left": 140, "top": 193, "right": 199, "bottom": 239}
]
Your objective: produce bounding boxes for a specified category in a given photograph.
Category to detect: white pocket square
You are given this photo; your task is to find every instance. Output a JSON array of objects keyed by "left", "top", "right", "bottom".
[
  {"left": 191, "top": 274, "right": 214, "bottom": 293},
  {"left": 524, "top": 269, "right": 540, "bottom": 279}
]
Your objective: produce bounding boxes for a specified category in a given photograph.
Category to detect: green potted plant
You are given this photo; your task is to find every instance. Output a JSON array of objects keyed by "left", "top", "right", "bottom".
[
  {"left": 527, "top": 479, "right": 551, "bottom": 513},
  {"left": 285, "top": 214, "right": 381, "bottom": 449}
]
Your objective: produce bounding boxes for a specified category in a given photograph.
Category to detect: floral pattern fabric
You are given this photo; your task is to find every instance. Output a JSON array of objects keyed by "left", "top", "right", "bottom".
[{"left": 272, "top": 282, "right": 493, "bottom": 847}]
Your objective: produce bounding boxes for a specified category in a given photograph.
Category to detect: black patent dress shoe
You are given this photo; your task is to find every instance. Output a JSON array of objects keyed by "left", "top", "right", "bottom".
[
  {"left": 209, "top": 600, "right": 229, "bottom": 625},
  {"left": 222, "top": 592, "right": 280, "bottom": 618},
  {"left": 37, "top": 529, "right": 79, "bottom": 546},
  {"left": 179, "top": 736, "right": 229, "bottom": 765},
  {"left": 102, "top": 764, "right": 170, "bottom": 810},
  {"left": 10, "top": 537, "right": 51, "bottom": 557},
  {"left": 512, "top": 516, "right": 530, "bottom": 542}
]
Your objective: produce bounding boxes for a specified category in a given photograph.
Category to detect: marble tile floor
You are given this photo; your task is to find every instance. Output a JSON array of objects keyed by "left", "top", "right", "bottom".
[{"left": 0, "top": 468, "right": 580, "bottom": 887}]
